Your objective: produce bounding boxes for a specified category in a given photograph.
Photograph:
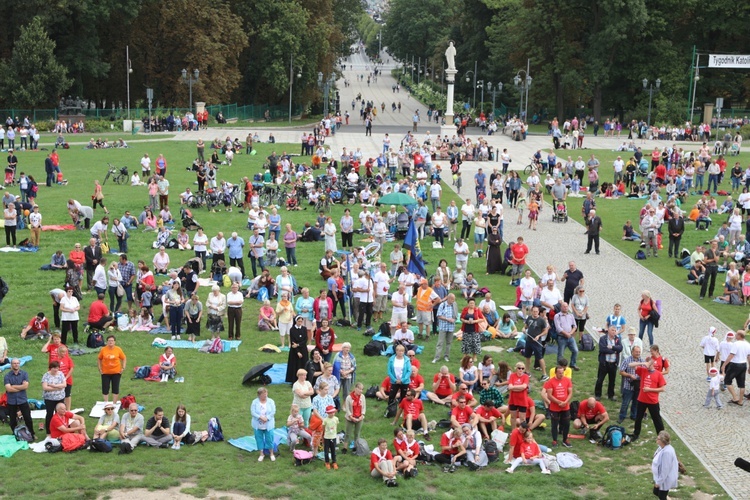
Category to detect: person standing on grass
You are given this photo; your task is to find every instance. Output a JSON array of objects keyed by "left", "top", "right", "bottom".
[
  {"left": 595, "top": 326, "right": 623, "bottom": 402},
  {"left": 544, "top": 365, "right": 573, "bottom": 448},
  {"left": 322, "top": 405, "right": 339, "bottom": 470},
  {"left": 97, "top": 335, "right": 126, "bottom": 404},
  {"left": 651, "top": 431, "right": 679, "bottom": 500},
  {"left": 619, "top": 345, "right": 644, "bottom": 424},
  {"left": 251, "top": 387, "right": 277, "bottom": 462}
]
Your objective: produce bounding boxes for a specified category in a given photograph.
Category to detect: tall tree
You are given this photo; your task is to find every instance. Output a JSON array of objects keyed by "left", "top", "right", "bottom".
[{"left": 0, "top": 17, "right": 72, "bottom": 108}]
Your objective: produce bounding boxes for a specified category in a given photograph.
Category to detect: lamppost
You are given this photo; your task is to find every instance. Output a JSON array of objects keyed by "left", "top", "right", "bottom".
[
  {"left": 181, "top": 68, "right": 200, "bottom": 114},
  {"left": 288, "top": 55, "right": 302, "bottom": 124},
  {"left": 476, "top": 80, "right": 485, "bottom": 113},
  {"left": 126, "top": 46, "right": 133, "bottom": 119},
  {"left": 513, "top": 65, "right": 532, "bottom": 120},
  {"left": 690, "top": 68, "right": 700, "bottom": 125},
  {"left": 464, "top": 70, "right": 475, "bottom": 109},
  {"left": 318, "top": 72, "right": 336, "bottom": 117},
  {"left": 642, "top": 78, "right": 661, "bottom": 126},
  {"left": 487, "top": 82, "right": 503, "bottom": 118}
]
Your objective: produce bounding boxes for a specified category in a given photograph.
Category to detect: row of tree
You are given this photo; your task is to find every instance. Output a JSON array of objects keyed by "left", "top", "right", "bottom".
[
  {"left": 0, "top": 0, "right": 363, "bottom": 111},
  {"left": 382, "top": 0, "right": 750, "bottom": 124}
]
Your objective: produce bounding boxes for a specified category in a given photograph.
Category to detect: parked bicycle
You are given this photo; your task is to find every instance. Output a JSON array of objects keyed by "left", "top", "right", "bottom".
[{"left": 103, "top": 163, "right": 128, "bottom": 185}]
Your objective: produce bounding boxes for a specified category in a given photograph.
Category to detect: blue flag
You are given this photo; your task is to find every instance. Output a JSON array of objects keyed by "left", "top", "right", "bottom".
[{"left": 403, "top": 219, "right": 426, "bottom": 277}]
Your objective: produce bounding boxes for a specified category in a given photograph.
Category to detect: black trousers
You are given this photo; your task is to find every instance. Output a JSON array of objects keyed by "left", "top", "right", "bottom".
[
  {"left": 634, "top": 401, "right": 664, "bottom": 438},
  {"left": 586, "top": 234, "right": 600, "bottom": 253},
  {"left": 700, "top": 265, "right": 718, "bottom": 297},
  {"left": 357, "top": 301, "right": 373, "bottom": 328},
  {"left": 8, "top": 402, "right": 34, "bottom": 439},
  {"left": 595, "top": 361, "right": 618, "bottom": 399},
  {"left": 550, "top": 410, "right": 570, "bottom": 443},
  {"left": 461, "top": 220, "right": 472, "bottom": 239},
  {"left": 44, "top": 398, "right": 65, "bottom": 434},
  {"left": 342, "top": 232, "right": 353, "bottom": 248},
  {"left": 668, "top": 234, "right": 681, "bottom": 257},
  {"left": 388, "top": 382, "right": 409, "bottom": 404},
  {"left": 324, "top": 438, "right": 337, "bottom": 463},
  {"left": 230, "top": 257, "right": 245, "bottom": 277}
]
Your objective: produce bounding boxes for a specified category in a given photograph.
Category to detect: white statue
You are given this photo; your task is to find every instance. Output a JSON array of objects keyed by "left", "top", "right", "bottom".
[{"left": 445, "top": 42, "right": 456, "bottom": 71}]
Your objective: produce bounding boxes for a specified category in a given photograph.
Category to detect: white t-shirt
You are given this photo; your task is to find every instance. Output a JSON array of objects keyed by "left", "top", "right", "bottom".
[
  {"left": 454, "top": 242, "right": 469, "bottom": 259},
  {"left": 478, "top": 299, "right": 496, "bottom": 313},
  {"left": 430, "top": 184, "right": 442, "bottom": 199},
  {"left": 391, "top": 291, "right": 408, "bottom": 314},
  {"left": 193, "top": 233, "right": 208, "bottom": 252},
  {"left": 432, "top": 212, "right": 445, "bottom": 228},
  {"left": 393, "top": 357, "right": 405, "bottom": 380},
  {"left": 393, "top": 328, "right": 414, "bottom": 344},
  {"left": 540, "top": 287, "right": 562, "bottom": 306},
  {"left": 353, "top": 277, "right": 368, "bottom": 301},
  {"left": 700, "top": 335, "right": 719, "bottom": 356},
  {"left": 519, "top": 277, "right": 536, "bottom": 300},
  {"left": 729, "top": 340, "right": 750, "bottom": 364},
  {"left": 374, "top": 271, "right": 390, "bottom": 297},
  {"left": 226, "top": 291, "right": 244, "bottom": 308}
]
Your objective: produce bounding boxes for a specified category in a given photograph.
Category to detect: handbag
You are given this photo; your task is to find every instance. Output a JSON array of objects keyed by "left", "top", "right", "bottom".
[{"left": 116, "top": 284, "right": 125, "bottom": 297}]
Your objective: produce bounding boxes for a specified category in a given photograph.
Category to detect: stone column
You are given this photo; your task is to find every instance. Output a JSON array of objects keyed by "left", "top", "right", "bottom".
[{"left": 442, "top": 69, "right": 458, "bottom": 136}]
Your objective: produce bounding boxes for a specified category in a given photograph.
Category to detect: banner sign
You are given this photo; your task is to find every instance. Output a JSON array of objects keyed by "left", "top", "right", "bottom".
[{"left": 708, "top": 54, "right": 750, "bottom": 68}]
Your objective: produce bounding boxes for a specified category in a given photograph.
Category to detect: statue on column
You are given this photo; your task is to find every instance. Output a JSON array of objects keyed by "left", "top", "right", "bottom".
[{"left": 445, "top": 41, "right": 456, "bottom": 71}]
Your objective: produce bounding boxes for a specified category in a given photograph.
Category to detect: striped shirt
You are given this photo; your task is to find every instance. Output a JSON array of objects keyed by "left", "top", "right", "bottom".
[
  {"left": 620, "top": 355, "right": 643, "bottom": 391},
  {"left": 118, "top": 260, "right": 136, "bottom": 285},
  {"left": 437, "top": 301, "right": 458, "bottom": 332}
]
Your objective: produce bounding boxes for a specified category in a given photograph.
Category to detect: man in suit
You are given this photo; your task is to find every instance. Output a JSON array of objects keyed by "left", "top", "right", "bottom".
[
  {"left": 585, "top": 209, "right": 603, "bottom": 255},
  {"left": 667, "top": 210, "right": 685, "bottom": 258},
  {"left": 595, "top": 326, "right": 623, "bottom": 401},
  {"left": 84, "top": 237, "right": 102, "bottom": 291}
]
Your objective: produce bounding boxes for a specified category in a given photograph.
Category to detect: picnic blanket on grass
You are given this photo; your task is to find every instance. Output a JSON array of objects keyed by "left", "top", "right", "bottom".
[
  {"left": 228, "top": 428, "right": 288, "bottom": 453},
  {"left": 31, "top": 408, "right": 84, "bottom": 420},
  {"left": 0, "top": 435, "right": 29, "bottom": 457},
  {"left": 152, "top": 339, "right": 241, "bottom": 352},
  {"left": 0, "top": 355, "right": 32, "bottom": 371},
  {"left": 41, "top": 224, "right": 76, "bottom": 231},
  {"left": 266, "top": 363, "right": 288, "bottom": 384}
]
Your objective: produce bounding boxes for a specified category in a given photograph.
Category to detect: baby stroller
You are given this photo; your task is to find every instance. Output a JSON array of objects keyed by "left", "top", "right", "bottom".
[
  {"left": 552, "top": 201, "right": 568, "bottom": 223},
  {"left": 396, "top": 212, "right": 410, "bottom": 239},
  {"left": 637, "top": 159, "right": 649, "bottom": 176},
  {"left": 181, "top": 208, "right": 202, "bottom": 231}
]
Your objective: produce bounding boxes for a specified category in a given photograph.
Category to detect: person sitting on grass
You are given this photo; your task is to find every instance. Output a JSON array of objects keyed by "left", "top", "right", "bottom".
[
  {"left": 717, "top": 275, "right": 743, "bottom": 305},
  {"left": 523, "top": 393, "right": 547, "bottom": 431},
  {"left": 93, "top": 402, "right": 120, "bottom": 441},
  {"left": 50, "top": 402, "right": 89, "bottom": 441},
  {"left": 462, "top": 273, "right": 479, "bottom": 300},
  {"left": 142, "top": 406, "right": 172, "bottom": 448},
  {"left": 687, "top": 260, "right": 705, "bottom": 285},
  {"left": 370, "top": 438, "right": 398, "bottom": 486},
  {"left": 451, "top": 394, "right": 478, "bottom": 428},
  {"left": 475, "top": 399, "right": 504, "bottom": 440},
  {"left": 392, "top": 429, "right": 419, "bottom": 478},
  {"left": 426, "top": 365, "right": 456, "bottom": 406},
  {"left": 573, "top": 397, "right": 610, "bottom": 434},
  {"left": 258, "top": 299, "right": 277, "bottom": 331},
  {"left": 158, "top": 347, "right": 177, "bottom": 382},
  {"left": 21, "top": 312, "right": 50, "bottom": 340},
  {"left": 392, "top": 389, "right": 431, "bottom": 441},
  {"left": 434, "top": 427, "right": 466, "bottom": 469},
  {"left": 505, "top": 431, "right": 550, "bottom": 474},
  {"left": 375, "top": 376, "right": 391, "bottom": 401}
]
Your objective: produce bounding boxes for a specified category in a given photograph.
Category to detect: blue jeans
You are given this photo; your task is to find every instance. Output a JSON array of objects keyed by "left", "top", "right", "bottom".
[
  {"left": 638, "top": 318, "right": 654, "bottom": 345},
  {"left": 254, "top": 428, "right": 274, "bottom": 454},
  {"left": 732, "top": 176, "right": 741, "bottom": 191},
  {"left": 695, "top": 174, "right": 704, "bottom": 190},
  {"left": 557, "top": 336, "right": 579, "bottom": 367},
  {"left": 619, "top": 385, "right": 638, "bottom": 421},
  {"left": 285, "top": 247, "right": 297, "bottom": 266},
  {"left": 708, "top": 174, "right": 719, "bottom": 192}
]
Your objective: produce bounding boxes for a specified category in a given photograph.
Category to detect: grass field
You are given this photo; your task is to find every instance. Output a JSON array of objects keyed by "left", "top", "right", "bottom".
[{"left": 0, "top": 141, "right": 727, "bottom": 499}]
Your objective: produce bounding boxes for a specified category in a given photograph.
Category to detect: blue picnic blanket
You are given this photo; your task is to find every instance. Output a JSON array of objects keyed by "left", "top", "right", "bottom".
[
  {"left": 267, "top": 363, "right": 288, "bottom": 384},
  {"left": 0, "top": 355, "right": 32, "bottom": 372},
  {"left": 151, "top": 339, "right": 241, "bottom": 352},
  {"left": 371, "top": 333, "right": 393, "bottom": 344},
  {"left": 228, "top": 428, "right": 288, "bottom": 453},
  {"left": 19, "top": 246, "right": 39, "bottom": 252},
  {"left": 382, "top": 345, "right": 424, "bottom": 356},
  {"left": 149, "top": 326, "right": 185, "bottom": 334}
]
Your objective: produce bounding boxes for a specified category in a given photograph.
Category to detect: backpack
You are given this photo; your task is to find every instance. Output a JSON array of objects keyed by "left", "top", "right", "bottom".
[
  {"left": 364, "top": 340, "right": 386, "bottom": 356},
  {"left": 364, "top": 385, "right": 378, "bottom": 399},
  {"left": 378, "top": 321, "right": 392, "bottom": 337},
  {"left": 207, "top": 417, "right": 224, "bottom": 441},
  {"left": 0, "top": 277, "right": 8, "bottom": 297},
  {"left": 484, "top": 439, "right": 499, "bottom": 463},
  {"left": 118, "top": 442, "right": 133, "bottom": 455},
  {"left": 352, "top": 438, "right": 370, "bottom": 457},
  {"left": 120, "top": 394, "right": 136, "bottom": 409},
  {"left": 635, "top": 250, "right": 647, "bottom": 260},
  {"left": 418, "top": 442, "right": 434, "bottom": 462},
  {"left": 45, "top": 441, "right": 63, "bottom": 453},
  {"left": 87, "top": 331, "right": 105, "bottom": 349},
  {"left": 89, "top": 438, "right": 113, "bottom": 453},
  {"left": 222, "top": 274, "right": 231, "bottom": 287},
  {"left": 293, "top": 449, "right": 313, "bottom": 465},
  {"left": 580, "top": 333, "right": 595, "bottom": 352},
  {"left": 256, "top": 287, "right": 269, "bottom": 302},
  {"left": 384, "top": 400, "right": 398, "bottom": 418},
  {"left": 602, "top": 425, "right": 628, "bottom": 449},
  {"left": 208, "top": 337, "right": 223, "bottom": 354},
  {"left": 569, "top": 400, "right": 580, "bottom": 420},
  {"left": 14, "top": 425, "right": 33, "bottom": 443},
  {"left": 134, "top": 366, "right": 151, "bottom": 379}
]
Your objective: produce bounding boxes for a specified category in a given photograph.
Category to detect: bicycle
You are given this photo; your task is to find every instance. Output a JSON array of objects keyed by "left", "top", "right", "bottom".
[
  {"left": 523, "top": 158, "right": 548, "bottom": 176},
  {"left": 185, "top": 192, "right": 205, "bottom": 209},
  {"left": 103, "top": 163, "right": 128, "bottom": 185},
  {"left": 314, "top": 194, "right": 331, "bottom": 213}
]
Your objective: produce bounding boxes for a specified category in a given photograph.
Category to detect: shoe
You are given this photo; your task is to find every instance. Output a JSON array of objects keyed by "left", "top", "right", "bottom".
[
  {"left": 171, "top": 335, "right": 176, "bottom": 340},
  {"left": 571, "top": 366, "right": 580, "bottom": 371},
  {"left": 432, "top": 358, "right": 438, "bottom": 364},
  {"left": 444, "top": 356, "right": 450, "bottom": 362},
  {"left": 584, "top": 251, "right": 590, "bottom": 254},
  {"left": 595, "top": 397, "right": 601, "bottom": 401},
  {"left": 617, "top": 418, "right": 624, "bottom": 424},
  {"left": 539, "top": 423, "right": 547, "bottom": 429},
  {"left": 562, "top": 441, "right": 572, "bottom": 448},
  {"left": 608, "top": 397, "right": 618, "bottom": 402},
  {"left": 258, "top": 454, "right": 265, "bottom": 462},
  {"left": 424, "top": 433, "right": 431, "bottom": 441},
  {"left": 551, "top": 440, "right": 558, "bottom": 447},
  {"left": 270, "top": 454, "right": 276, "bottom": 462},
  {"left": 332, "top": 463, "right": 338, "bottom": 470},
  {"left": 159, "top": 442, "right": 170, "bottom": 448},
  {"left": 541, "top": 375, "right": 550, "bottom": 382},
  {"left": 325, "top": 462, "right": 331, "bottom": 469},
  {"left": 506, "top": 468, "right": 514, "bottom": 474},
  {"left": 176, "top": 336, "right": 181, "bottom": 340},
  {"left": 541, "top": 469, "right": 551, "bottom": 475}
]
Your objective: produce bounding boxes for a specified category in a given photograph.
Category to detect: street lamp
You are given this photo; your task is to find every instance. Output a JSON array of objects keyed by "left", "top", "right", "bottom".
[
  {"left": 513, "top": 68, "right": 532, "bottom": 120},
  {"left": 288, "top": 54, "right": 302, "bottom": 123},
  {"left": 476, "top": 80, "right": 485, "bottom": 113},
  {"left": 126, "top": 46, "right": 133, "bottom": 120},
  {"left": 487, "top": 82, "right": 503, "bottom": 118},
  {"left": 318, "top": 72, "right": 335, "bottom": 117},
  {"left": 181, "top": 68, "right": 200, "bottom": 114},
  {"left": 642, "top": 78, "right": 661, "bottom": 126}
]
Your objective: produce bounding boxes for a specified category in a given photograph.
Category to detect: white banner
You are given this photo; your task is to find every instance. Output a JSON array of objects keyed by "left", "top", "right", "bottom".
[{"left": 708, "top": 54, "right": 750, "bottom": 68}]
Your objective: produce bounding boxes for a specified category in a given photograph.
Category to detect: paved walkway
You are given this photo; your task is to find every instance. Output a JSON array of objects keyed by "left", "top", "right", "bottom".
[{"left": 143, "top": 55, "right": 744, "bottom": 495}]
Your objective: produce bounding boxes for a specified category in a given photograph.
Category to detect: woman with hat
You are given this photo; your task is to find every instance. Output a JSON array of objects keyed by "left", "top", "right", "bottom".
[
  {"left": 322, "top": 404, "right": 339, "bottom": 470},
  {"left": 251, "top": 387, "right": 276, "bottom": 462},
  {"left": 93, "top": 402, "right": 120, "bottom": 441},
  {"left": 286, "top": 316, "right": 309, "bottom": 384}
]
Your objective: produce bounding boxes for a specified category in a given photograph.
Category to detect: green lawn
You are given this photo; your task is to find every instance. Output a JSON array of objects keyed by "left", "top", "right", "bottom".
[{"left": 0, "top": 141, "right": 725, "bottom": 499}]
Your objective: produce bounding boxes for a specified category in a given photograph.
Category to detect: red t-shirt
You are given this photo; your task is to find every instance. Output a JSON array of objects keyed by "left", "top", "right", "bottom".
[
  {"left": 381, "top": 377, "right": 391, "bottom": 393},
  {"left": 440, "top": 431, "right": 459, "bottom": 455},
  {"left": 543, "top": 376, "right": 572, "bottom": 412},
  {"left": 520, "top": 441, "right": 541, "bottom": 459},
  {"left": 451, "top": 405, "right": 474, "bottom": 425},
  {"left": 28, "top": 317, "right": 49, "bottom": 332},
  {"left": 50, "top": 411, "right": 74, "bottom": 439},
  {"left": 507, "top": 372, "right": 529, "bottom": 406},
  {"left": 451, "top": 391, "right": 475, "bottom": 404},
  {"left": 652, "top": 356, "right": 669, "bottom": 373},
  {"left": 57, "top": 355, "right": 74, "bottom": 386},
  {"left": 410, "top": 357, "right": 421, "bottom": 370},
  {"left": 369, "top": 448, "right": 393, "bottom": 471},
  {"left": 409, "top": 374, "right": 425, "bottom": 391},
  {"left": 639, "top": 300, "right": 653, "bottom": 319},
  {"left": 577, "top": 401, "right": 606, "bottom": 421},
  {"left": 511, "top": 244, "right": 529, "bottom": 265},
  {"left": 404, "top": 439, "right": 420, "bottom": 459},
  {"left": 44, "top": 342, "right": 66, "bottom": 363},
  {"left": 510, "top": 427, "right": 525, "bottom": 458},
  {"left": 525, "top": 396, "right": 536, "bottom": 418},
  {"left": 636, "top": 366, "right": 666, "bottom": 405},
  {"left": 393, "top": 437, "right": 407, "bottom": 454},
  {"left": 88, "top": 300, "right": 109, "bottom": 323},
  {"left": 654, "top": 164, "right": 666, "bottom": 180},
  {"left": 399, "top": 398, "right": 424, "bottom": 420},
  {"left": 433, "top": 373, "right": 455, "bottom": 397},
  {"left": 475, "top": 406, "right": 501, "bottom": 420}
]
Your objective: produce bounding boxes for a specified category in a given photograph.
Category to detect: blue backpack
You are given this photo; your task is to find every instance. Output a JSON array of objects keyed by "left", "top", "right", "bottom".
[
  {"left": 134, "top": 366, "right": 151, "bottom": 379},
  {"left": 602, "top": 425, "right": 629, "bottom": 449},
  {"left": 256, "top": 287, "right": 269, "bottom": 302},
  {"left": 207, "top": 417, "right": 224, "bottom": 441}
]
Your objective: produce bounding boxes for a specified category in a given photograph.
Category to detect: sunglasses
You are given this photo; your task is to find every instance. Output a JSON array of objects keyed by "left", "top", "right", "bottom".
[{"left": 516, "top": 367, "right": 525, "bottom": 370}]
